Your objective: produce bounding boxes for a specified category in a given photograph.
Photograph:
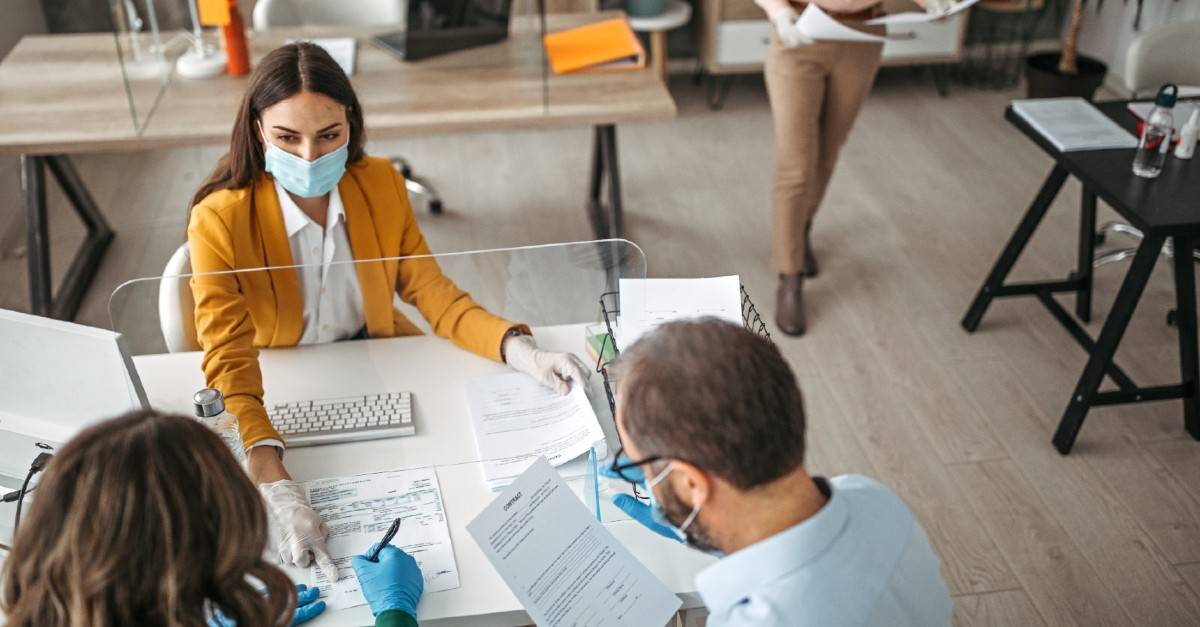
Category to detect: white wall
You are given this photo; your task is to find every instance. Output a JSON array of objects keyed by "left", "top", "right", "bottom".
[{"left": 1076, "top": 0, "right": 1200, "bottom": 89}]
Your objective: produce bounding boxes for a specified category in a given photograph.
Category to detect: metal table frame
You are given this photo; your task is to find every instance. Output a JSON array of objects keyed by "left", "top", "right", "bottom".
[{"left": 962, "top": 105, "right": 1200, "bottom": 454}]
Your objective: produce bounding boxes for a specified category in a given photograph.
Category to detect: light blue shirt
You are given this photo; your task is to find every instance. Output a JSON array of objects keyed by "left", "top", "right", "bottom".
[{"left": 695, "top": 474, "right": 952, "bottom": 627}]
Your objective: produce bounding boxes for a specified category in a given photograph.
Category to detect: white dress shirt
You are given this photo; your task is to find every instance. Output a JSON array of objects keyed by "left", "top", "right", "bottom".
[
  {"left": 695, "top": 474, "right": 953, "bottom": 627},
  {"left": 275, "top": 179, "right": 366, "bottom": 346},
  {"left": 253, "top": 181, "right": 367, "bottom": 452}
]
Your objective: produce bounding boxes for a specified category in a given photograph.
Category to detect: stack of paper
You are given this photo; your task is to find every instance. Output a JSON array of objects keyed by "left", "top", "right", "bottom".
[
  {"left": 866, "top": 0, "right": 980, "bottom": 25},
  {"left": 616, "top": 275, "right": 743, "bottom": 351},
  {"left": 466, "top": 372, "right": 604, "bottom": 490},
  {"left": 1011, "top": 98, "right": 1138, "bottom": 152},
  {"left": 288, "top": 37, "right": 357, "bottom": 75},
  {"left": 304, "top": 467, "right": 459, "bottom": 610}
]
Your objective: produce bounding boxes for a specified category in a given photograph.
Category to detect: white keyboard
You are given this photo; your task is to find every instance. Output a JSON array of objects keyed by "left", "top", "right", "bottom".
[{"left": 272, "top": 392, "right": 414, "bottom": 447}]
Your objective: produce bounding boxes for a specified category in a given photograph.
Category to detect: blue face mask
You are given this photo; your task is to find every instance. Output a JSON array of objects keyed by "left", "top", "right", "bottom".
[{"left": 262, "top": 137, "right": 348, "bottom": 198}]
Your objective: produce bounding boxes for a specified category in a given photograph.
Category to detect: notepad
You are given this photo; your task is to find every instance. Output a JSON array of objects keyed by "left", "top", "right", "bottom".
[
  {"left": 543, "top": 18, "right": 646, "bottom": 75},
  {"left": 1011, "top": 98, "right": 1138, "bottom": 152}
]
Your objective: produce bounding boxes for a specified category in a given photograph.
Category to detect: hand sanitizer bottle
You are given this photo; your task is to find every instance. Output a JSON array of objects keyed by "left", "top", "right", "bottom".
[
  {"left": 1175, "top": 107, "right": 1199, "bottom": 160},
  {"left": 194, "top": 388, "right": 246, "bottom": 465},
  {"left": 1132, "top": 83, "right": 1178, "bottom": 178}
]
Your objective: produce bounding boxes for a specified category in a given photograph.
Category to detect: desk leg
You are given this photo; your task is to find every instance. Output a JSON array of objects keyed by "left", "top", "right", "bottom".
[
  {"left": 1053, "top": 234, "right": 1165, "bottom": 454},
  {"left": 962, "top": 165, "right": 1069, "bottom": 332},
  {"left": 1075, "top": 188, "right": 1096, "bottom": 323},
  {"left": 650, "top": 31, "right": 668, "bottom": 84},
  {"left": 586, "top": 125, "right": 623, "bottom": 240},
  {"left": 1172, "top": 233, "right": 1200, "bottom": 441},
  {"left": 20, "top": 154, "right": 113, "bottom": 320}
]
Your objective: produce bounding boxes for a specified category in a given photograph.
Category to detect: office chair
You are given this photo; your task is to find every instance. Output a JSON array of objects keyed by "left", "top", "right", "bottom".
[
  {"left": 252, "top": 0, "right": 445, "bottom": 214},
  {"left": 159, "top": 243, "right": 200, "bottom": 353},
  {"left": 1094, "top": 21, "right": 1200, "bottom": 275}
]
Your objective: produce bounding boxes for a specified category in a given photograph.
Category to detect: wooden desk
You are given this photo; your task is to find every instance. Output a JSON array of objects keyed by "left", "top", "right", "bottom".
[
  {"left": 962, "top": 101, "right": 1200, "bottom": 454},
  {"left": 0, "top": 12, "right": 675, "bottom": 320}
]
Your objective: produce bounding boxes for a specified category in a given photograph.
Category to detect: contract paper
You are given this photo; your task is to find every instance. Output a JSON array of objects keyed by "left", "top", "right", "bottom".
[
  {"left": 467, "top": 458, "right": 682, "bottom": 627},
  {"left": 617, "top": 275, "right": 742, "bottom": 350},
  {"left": 866, "top": 0, "right": 980, "bottom": 25},
  {"left": 797, "top": 5, "right": 885, "bottom": 42},
  {"left": 1011, "top": 98, "right": 1138, "bottom": 152},
  {"left": 305, "top": 467, "right": 459, "bottom": 610},
  {"left": 466, "top": 372, "right": 604, "bottom": 490}
]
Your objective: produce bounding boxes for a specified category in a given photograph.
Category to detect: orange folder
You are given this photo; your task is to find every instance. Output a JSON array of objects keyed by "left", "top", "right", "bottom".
[{"left": 543, "top": 18, "right": 646, "bottom": 75}]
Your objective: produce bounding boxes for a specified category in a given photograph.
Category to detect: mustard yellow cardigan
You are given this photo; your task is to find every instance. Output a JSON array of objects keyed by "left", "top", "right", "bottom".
[{"left": 187, "top": 156, "right": 525, "bottom": 447}]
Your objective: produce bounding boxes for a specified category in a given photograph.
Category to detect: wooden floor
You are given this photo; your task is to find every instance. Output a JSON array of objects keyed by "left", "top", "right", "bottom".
[{"left": 2, "top": 69, "right": 1199, "bottom": 626}]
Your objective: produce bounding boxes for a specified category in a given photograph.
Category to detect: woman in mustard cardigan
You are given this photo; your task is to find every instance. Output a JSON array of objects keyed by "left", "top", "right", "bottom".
[{"left": 187, "top": 42, "right": 588, "bottom": 584}]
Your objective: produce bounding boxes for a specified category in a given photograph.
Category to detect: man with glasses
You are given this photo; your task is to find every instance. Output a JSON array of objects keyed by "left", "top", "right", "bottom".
[{"left": 603, "top": 319, "right": 952, "bottom": 626}]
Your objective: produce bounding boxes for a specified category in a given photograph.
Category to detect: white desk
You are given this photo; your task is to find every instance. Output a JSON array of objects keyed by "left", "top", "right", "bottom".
[{"left": 133, "top": 324, "right": 714, "bottom": 627}]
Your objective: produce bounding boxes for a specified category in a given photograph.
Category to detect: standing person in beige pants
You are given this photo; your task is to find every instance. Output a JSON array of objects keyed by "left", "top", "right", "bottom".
[{"left": 760, "top": 0, "right": 948, "bottom": 335}]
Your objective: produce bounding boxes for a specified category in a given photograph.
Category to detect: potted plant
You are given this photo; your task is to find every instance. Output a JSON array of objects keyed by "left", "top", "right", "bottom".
[{"left": 1024, "top": 0, "right": 1168, "bottom": 99}]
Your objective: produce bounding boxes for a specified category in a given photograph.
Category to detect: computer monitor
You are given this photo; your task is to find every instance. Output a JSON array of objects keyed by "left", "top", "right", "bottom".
[
  {"left": 0, "top": 309, "right": 149, "bottom": 481},
  {"left": 372, "top": 0, "right": 514, "bottom": 62}
]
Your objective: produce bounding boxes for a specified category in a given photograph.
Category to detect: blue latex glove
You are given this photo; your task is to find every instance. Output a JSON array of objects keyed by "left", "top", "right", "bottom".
[
  {"left": 611, "top": 492, "right": 681, "bottom": 541},
  {"left": 599, "top": 459, "right": 680, "bottom": 541},
  {"left": 207, "top": 584, "right": 326, "bottom": 626},
  {"left": 352, "top": 544, "right": 424, "bottom": 618}
]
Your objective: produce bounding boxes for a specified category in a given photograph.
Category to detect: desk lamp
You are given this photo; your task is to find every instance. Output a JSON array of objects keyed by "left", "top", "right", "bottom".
[{"left": 176, "top": 0, "right": 227, "bottom": 78}]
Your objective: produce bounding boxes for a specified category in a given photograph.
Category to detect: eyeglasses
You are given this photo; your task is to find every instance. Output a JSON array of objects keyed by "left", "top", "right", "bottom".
[{"left": 609, "top": 445, "right": 663, "bottom": 501}]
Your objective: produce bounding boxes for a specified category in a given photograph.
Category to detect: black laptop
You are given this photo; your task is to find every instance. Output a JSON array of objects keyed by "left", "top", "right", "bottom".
[{"left": 372, "top": 0, "right": 514, "bottom": 62}]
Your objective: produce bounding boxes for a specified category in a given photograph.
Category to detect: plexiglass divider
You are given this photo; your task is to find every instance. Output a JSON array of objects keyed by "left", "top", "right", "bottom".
[{"left": 109, "top": 240, "right": 644, "bottom": 522}]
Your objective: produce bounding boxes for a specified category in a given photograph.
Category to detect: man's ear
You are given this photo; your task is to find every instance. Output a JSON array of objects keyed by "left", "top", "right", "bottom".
[{"left": 671, "top": 460, "right": 712, "bottom": 508}]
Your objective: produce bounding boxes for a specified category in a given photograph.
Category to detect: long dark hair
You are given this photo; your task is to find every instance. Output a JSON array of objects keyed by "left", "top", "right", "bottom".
[
  {"left": 189, "top": 42, "right": 367, "bottom": 217},
  {"left": 1, "top": 410, "right": 296, "bottom": 627}
]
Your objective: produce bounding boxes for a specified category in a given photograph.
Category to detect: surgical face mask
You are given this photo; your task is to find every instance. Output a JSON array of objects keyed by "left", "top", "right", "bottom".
[
  {"left": 646, "top": 463, "right": 718, "bottom": 553},
  {"left": 262, "top": 135, "right": 348, "bottom": 198}
]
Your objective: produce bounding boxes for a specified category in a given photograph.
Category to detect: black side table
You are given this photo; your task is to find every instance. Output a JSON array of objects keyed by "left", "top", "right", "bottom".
[{"left": 963, "top": 100, "right": 1200, "bottom": 454}]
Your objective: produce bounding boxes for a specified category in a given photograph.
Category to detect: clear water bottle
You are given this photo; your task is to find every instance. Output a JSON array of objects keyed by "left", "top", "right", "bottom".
[
  {"left": 193, "top": 388, "right": 246, "bottom": 465},
  {"left": 1132, "top": 83, "right": 1178, "bottom": 179}
]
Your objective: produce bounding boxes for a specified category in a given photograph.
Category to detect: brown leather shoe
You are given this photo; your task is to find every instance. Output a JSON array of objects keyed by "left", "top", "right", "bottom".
[
  {"left": 804, "top": 227, "right": 818, "bottom": 278},
  {"left": 776, "top": 273, "right": 807, "bottom": 336}
]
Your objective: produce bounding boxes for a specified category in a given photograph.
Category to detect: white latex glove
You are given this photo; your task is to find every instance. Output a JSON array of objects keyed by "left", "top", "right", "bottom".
[
  {"left": 769, "top": 7, "right": 813, "bottom": 48},
  {"left": 260, "top": 479, "right": 339, "bottom": 583},
  {"left": 503, "top": 334, "right": 591, "bottom": 395}
]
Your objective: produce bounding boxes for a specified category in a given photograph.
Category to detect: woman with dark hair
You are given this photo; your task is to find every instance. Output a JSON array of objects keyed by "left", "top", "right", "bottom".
[
  {"left": 0, "top": 411, "right": 428, "bottom": 626},
  {"left": 188, "top": 42, "right": 589, "bottom": 579}
]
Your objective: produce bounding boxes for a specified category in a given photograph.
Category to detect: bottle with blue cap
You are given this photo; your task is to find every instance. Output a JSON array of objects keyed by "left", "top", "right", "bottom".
[
  {"left": 1132, "top": 83, "right": 1177, "bottom": 179},
  {"left": 194, "top": 388, "right": 246, "bottom": 466}
]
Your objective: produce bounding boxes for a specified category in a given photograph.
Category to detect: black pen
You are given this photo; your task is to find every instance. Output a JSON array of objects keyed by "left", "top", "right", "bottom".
[{"left": 367, "top": 517, "right": 402, "bottom": 562}]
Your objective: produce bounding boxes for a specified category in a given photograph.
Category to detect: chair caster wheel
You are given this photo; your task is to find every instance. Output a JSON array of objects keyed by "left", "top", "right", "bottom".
[
  {"left": 1167, "top": 309, "right": 1177, "bottom": 327},
  {"left": 1094, "top": 231, "right": 1106, "bottom": 246},
  {"left": 401, "top": 164, "right": 413, "bottom": 178},
  {"left": 429, "top": 199, "right": 444, "bottom": 214}
]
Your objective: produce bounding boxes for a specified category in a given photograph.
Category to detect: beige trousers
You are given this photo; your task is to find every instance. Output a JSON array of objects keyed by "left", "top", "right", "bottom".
[{"left": 765, "top": 34, "right": 883, "bottom": 275}]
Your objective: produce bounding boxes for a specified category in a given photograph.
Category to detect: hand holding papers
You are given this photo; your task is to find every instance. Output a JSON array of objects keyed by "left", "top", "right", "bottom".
[
  {"left": 467, "top": 372, "right": 604, "bottom": 490},
  {"left": 304, "top": 467, "right": 459, "bottom": 610},
  {"left": 867, "top": 0, "right": 980, "bottom": 25},
  {"left": 467, "top": 458, "right": 683, "bottom": 627},
  {"left": 796, "top": 5, "right": 885, "bottom": 43}
]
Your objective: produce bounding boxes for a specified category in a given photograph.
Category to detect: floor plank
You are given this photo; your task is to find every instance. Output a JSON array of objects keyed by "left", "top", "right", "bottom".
[
  {"left": 951, "top": 458, "right": 1130, "bottom": 626},
  {"left": 955, "top": 359, "right": 1200, "bottom": 624},
  {"left": 952, "top": 590, "right": 1048, "bottom": 627}
]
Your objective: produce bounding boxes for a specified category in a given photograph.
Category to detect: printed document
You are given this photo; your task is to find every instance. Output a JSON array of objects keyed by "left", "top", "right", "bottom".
[
  {"left": 867, "top": 0, "right": 980, "bottom": 25},
  {"left": 797, "top": 5, "right": 885, "bottom": 42},
  {"left": 467, "top": 458, "right": 682, "bottom": 627},
  {"left": 288, "top": 37, "right": 356, "bottom": 75},
  {"left": 466, "top": 372, "right": 604, "bottom": 490},
  {"left": 305, "top": 467, "right": 459, "bottom": 610},
  {"left": 617, "top": 275, "right": 742, "bottom": 350},
  {"left": 1011, "top": 98, "right": 1138, "bottom": 152}
]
